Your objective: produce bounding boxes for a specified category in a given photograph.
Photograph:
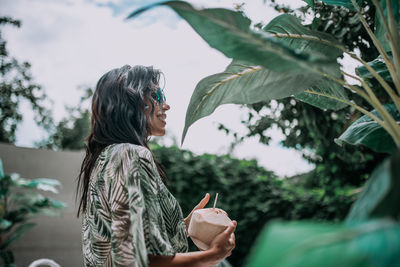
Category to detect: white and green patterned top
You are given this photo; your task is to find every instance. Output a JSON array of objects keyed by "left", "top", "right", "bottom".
[{"left": 82, "top": 143, "right": 189, "bottom": 266}]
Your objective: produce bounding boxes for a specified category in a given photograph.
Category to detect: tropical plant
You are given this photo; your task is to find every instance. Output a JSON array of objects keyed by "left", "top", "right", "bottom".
[
  {"left": 128, "top": 0, "right": 400, "bottom": 265},
  {"left": 0, "top": 159, "right": 65, "bottom": 267},
  {"left": 217, "top": 1, "right": 385, "bottom": 194}
]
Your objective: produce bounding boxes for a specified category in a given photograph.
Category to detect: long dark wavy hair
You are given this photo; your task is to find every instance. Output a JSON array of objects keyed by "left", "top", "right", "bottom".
[{"left": 76, "top": 65, "right": 167, "bottom": 217}]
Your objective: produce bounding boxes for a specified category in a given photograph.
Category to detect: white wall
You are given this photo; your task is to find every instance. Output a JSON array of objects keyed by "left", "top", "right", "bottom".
[{"left": 0, "top": 143, "right": 85, "bottom": 266}]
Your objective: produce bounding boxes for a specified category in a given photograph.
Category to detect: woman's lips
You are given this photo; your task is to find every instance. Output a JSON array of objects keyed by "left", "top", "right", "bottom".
[{"left": 157, "top": 114, "right": 166, "bottom": 123}]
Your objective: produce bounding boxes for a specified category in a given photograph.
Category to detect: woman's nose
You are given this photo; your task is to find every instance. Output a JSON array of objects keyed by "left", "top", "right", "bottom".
[{"left": 162, "top": 101, "right": 170, "bottom": 111}]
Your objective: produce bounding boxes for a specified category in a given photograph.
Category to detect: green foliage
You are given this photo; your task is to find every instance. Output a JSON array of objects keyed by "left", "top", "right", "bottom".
[
  {"left": 152, "top": 145, "right": 354, "bottom": 267},
  {"left": 180, "top": 60, "right": 324, "bottom": 142},
  {"left": 224, "top": 1, "right": 385, "bottom": 190},
  {"left": 128, "top": 2, "right": 339, "bottom": 72},
  {"left": 226, "top": 98, "right": 384, "bottom": 189},
  {"left": 356, "top": 54, "right": 393, "bottom": 83},
  {"left": 310, "top": 1, "right": 378, "bottom": 61},
  {"left": 375, "top": 0, "right": 400, "bottom": 52},
  {"left": 38, "top": 87, "right": 92, "bottom": 150},
  {"left": 318, "top": 0, "right": 363, "bottom": 11},
  {"left": 195, "top": 1, "right": 386, "bottom": 190},
  {"left": 346, "top": 150, "right": 400, "bottom": 221},
  {"left": 48, "top": 109, "right": 90, "bottom": 150},
  {"left": 336, "top": 104, "right": 399, "bottom": 153},
  {"left": 127, "top": 2, "right": 348, "bottom": 143},
  {"left": 129, "top": 0, "right": 400, "bottom": 146},
  {"left": 302, "top": 0, "right": 315, "bottom": 9},
  {"left": 245, "top": 219, "right": 400, "bottom": 267},
  {"left": 245, "top": 150, "right": 400, "bottom": 267},
  {"left": 294, "top": 74, "right": 348, "bottom": 110},
  {"left": 0, "top": 17, "right": 53, "bottom": 144},
  {"left": 0, "top": 159, "right": 66, "bottom": 266},
  {"left": 263, "top": 13, "right": 343, "bottom": 60}
]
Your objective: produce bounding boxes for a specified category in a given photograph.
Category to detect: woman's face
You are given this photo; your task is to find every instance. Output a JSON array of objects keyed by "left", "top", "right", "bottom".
[{"left": 145, "top": 88, "right": 170, "bottom": 137}]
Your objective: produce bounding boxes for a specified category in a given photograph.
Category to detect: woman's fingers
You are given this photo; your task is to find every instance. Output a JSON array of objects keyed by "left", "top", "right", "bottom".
[
  {"left": 194, "top": 193, "right": 210, "bottom": 210},
  {"left": 208, "top": 220, "right": 237, "bottom": 260},
  {"left": 223, "top": 221, "right": 237, "bottom": 237},
  {"left": 199, "top": 193, "right": 210, "bottom": 208},
  {"left": 229, "top": 233, "right": 235, "bottom": 246},
  {"left": 184, "top": 193, "right": 210, "bottom": 227}
]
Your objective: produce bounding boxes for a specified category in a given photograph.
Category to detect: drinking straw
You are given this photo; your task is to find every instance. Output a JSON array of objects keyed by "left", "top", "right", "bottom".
[{"left": 213, "top": 193, "right": 219, "bottom": 210}]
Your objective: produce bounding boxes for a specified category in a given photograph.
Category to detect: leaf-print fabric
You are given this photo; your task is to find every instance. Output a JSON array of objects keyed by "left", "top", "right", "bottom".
[{"left": 82, "top": 143, "right": 189, "bottom": 267}]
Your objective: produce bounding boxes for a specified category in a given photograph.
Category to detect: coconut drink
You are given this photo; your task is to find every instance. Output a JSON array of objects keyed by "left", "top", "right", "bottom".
[{"left": 188, "top": 193, "right": 232, "bottom": 250}]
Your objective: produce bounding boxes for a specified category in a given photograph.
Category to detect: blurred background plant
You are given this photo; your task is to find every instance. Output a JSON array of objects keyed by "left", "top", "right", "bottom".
[{"left": 0, "top": 159, "right": 65, "bottom": 267}]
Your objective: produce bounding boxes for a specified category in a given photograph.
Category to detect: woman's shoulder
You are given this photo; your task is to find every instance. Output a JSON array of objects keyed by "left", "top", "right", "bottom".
[
  {"left": 105, "top": 143, "right": 159, "bottom": 186},
  {"left": 106, "top": 143, "right": 153, "bottom": 162}
]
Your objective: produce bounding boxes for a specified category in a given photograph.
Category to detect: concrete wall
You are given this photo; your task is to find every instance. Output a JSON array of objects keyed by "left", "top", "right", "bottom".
[{"left": 0, "top": 143, "right": 85, "bottom": 266}]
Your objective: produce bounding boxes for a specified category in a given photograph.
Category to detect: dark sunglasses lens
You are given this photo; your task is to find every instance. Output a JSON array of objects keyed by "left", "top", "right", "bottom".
[{"left": 156, "top": 88, "right": 166, "bottom": 104}]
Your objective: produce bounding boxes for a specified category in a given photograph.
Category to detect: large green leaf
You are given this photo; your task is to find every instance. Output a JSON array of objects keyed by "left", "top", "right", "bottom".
[
  {"left": 245, "top": 219, "right": 400, "bottom": 267},
  {"left": 335, "top": 104, "right": 399, "bottom": 153},
  {"left": 320, "top": 0, "right": 362, "bottom": 11},
  {"left": 263, "top": 14, "right": 346, "bottom": 105},
  {"left": 181, "top": 60, "right": 324, "bottom": 142},
  {"left": 294, "top": 80, "right": 348, "bottom": 110},
  {"left": 263, "top": 14, "right": 343, "bottom": 60},
  {"left": 375, "top": 0, "right": 400, "bottom": 52},
  {"left": 303, "top": 0, "right": 315, "bottom": 9},
  {"left": 294, "top": 65, "right": 348, "bottom": 110},
  {"left": 181, "top": 58, "right": 346, "bottom": 142},
  {"left": 16, "top": 177, "right": 61, "bottom": 193},
  {"left": 346, "top": 150, "right": 400, "bottom": 221},
  {"left": 356, "top": 54, "right": 393, "bottom": 83},
  {"left": 127, "top": 1, "right": 340, "bottom": 73},
  {"left": 14, "top": 192, "right": 66, "bottom": 210}
]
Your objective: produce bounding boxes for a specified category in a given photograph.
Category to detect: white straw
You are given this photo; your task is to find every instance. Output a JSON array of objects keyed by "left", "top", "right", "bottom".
[{"left": 213, "top": 193, "right": 219, "bottom": 210}]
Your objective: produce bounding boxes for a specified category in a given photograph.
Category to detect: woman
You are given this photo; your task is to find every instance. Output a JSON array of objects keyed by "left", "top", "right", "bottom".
[{"left": 76, "top": 65, "right": 237, "bottom": 267}]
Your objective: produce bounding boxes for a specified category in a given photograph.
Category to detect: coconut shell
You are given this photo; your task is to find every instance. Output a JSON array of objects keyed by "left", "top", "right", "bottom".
[{"left": 188, "top": 208, "right": 232, "bottom": 250}]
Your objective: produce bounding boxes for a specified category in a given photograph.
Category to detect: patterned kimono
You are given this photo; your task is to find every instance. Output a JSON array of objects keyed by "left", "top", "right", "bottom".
[{"left": 82, "top": 143, "right": 188, "bottom": 266}]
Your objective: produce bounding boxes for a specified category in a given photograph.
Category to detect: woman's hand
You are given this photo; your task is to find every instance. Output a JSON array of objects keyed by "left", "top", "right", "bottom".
[
  {"left": 149, "top": 222, "right": 236, "bottom": 267},
  {"left": 208, "top": 221, "right": 237, "bottom": 263}
]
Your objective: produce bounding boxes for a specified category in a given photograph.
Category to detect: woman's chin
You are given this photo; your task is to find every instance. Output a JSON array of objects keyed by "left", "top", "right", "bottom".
[{"left": 151, "top": 129, "right": 166, "bottom": 137}]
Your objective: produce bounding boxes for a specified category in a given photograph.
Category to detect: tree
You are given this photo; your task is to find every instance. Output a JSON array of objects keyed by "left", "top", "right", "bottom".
[
  {"left": 0, "top": 17, "right": 52, "bottom": 144},
  {"left": 37, "top": 87, "right": 92, "bottom": 150}
]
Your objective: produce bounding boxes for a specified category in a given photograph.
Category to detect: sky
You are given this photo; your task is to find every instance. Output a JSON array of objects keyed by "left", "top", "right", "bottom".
[{"left": 1, "top": 0, "right": 314, "bottom": 177}]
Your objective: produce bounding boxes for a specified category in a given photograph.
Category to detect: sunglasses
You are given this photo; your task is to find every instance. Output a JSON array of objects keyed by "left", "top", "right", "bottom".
[{"left": 151, "top": 87, "right": 166, "bottom": 106}]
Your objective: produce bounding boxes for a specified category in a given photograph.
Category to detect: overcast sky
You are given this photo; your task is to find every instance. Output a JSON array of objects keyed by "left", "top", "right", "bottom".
[{"left": 1, "top": 0, "right": 313, "bottom": 177}]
